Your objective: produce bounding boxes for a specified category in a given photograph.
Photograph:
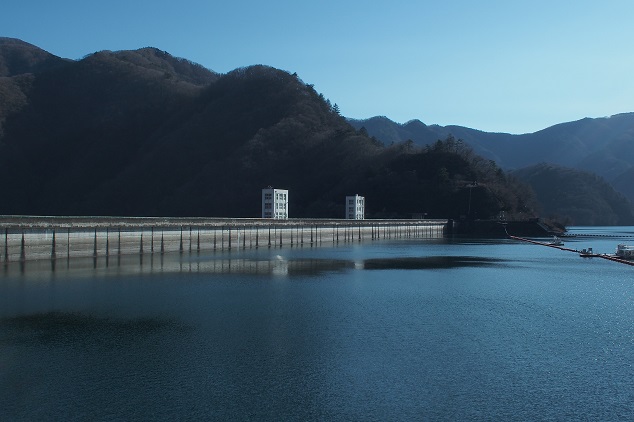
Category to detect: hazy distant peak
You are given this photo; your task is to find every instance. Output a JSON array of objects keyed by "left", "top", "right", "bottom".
[{"left": 403, "top": 119, "right": 427, "bottom": 128}]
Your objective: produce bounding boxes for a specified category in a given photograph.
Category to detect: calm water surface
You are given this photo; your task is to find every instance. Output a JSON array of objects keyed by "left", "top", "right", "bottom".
[{"left": 2, "top": 227, "right": 634, "bottom": 420}]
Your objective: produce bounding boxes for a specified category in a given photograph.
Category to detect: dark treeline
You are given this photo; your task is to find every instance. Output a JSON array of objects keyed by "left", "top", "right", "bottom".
[
  {"left": 512, "top": 164, "right": 634, "bottom": 226},
  {"left": 0, "top": 38, "right": 538, "bottom": 220}
]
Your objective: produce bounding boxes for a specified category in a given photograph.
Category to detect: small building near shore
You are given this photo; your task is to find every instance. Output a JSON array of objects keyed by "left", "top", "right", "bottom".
[
  {"left": 346, "top": 195, "right": 365, "bottom": 220},
  {"left": 262, "top": 187, "right": 289, "bottom": 219}
]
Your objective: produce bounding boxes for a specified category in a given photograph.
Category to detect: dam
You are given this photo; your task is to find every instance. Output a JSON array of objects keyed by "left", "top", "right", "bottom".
[{"left": 1, "top": 216, "right": 448, "bottom": 263}]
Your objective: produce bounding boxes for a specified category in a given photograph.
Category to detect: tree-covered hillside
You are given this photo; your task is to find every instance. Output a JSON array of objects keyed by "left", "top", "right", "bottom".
[
  {"left": 512, "top": 164, "right": 634, "bottom": 226},
  {"left": 0, "top": 38, "right": 538, "bottom": 220}
]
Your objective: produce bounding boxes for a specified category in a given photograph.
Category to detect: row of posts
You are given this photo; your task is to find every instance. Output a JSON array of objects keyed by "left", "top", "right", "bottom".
[{"left": 2, "top": 223, "right": 445, "bottom": 264}]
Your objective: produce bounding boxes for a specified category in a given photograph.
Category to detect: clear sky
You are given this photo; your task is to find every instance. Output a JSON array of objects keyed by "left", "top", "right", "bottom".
[{"left": 3, "top": 0, "right": 633, "bottom": 134}]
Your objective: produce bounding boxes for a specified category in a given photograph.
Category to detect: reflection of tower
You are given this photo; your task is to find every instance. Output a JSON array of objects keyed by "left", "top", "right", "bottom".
[
  {"left": 272, "top": 255, "right": 289, "bottom": 276},
  {"left": 262, "top": 187, "right": 289, "bottom": 219}
]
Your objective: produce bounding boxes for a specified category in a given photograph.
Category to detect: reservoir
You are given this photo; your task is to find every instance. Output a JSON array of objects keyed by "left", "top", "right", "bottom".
[{"left": 2, "top": 227, "right": 634, "bottom": 420}]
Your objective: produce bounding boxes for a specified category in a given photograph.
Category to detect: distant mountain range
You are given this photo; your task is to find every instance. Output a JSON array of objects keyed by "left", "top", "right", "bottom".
[
  {"left": 0, "top": 37, "right": 632, "bottom": 225},
  {"left": 348, "top": 114, "right": 634, "bottom": 199}
]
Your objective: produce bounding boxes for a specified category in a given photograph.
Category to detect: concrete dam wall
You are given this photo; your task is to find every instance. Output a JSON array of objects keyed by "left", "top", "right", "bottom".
[{"left": 1, "top": 217, "right": 447, "bottom": 264}]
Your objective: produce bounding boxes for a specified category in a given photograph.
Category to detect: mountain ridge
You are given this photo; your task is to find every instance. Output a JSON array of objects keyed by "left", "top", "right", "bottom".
[
  {"left": 0, "top": 37, "right": 70, "bottom": 76},
  {"left": 0, "top": 38, "right": 631, "bottom": 225},
  {"left": 349, "top": 113, "right": 634, "bottom": 202}
]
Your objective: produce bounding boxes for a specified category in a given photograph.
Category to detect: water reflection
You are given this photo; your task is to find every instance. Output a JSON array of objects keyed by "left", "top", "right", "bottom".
[
  {"left": 2, "top": 251, "right": 510, "bottom": 279},
  {"left": 1, "top": 311, "right": 177, "bottom": 345},
  {"left": 183, "top": 256, "right": 356, "bottom": 277},
  {"left": 363, "top": 255, "right": 505, "bottom": 270},
  {"left": 1, "top": 252, "right": 357, "bottom": 278}
]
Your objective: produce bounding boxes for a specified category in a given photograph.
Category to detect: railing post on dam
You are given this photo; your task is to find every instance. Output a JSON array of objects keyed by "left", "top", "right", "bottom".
[
  {"left": 105, "top": 228, "right": 110, "bottom": 257},
  {"left": 51, "top": 230, "right": 56, "bottom": 261},
  {"left": 179, "top": 227, "right": 184, "bottom": 254},
  {"left": 3, "top": 228, "right": 8, "bottom": 263},
  {"left": 20, "top": 232, "right": 26, "bottom": 262},
  {"left": 93, "top": 229, "right": 97, "bottom": 258}
]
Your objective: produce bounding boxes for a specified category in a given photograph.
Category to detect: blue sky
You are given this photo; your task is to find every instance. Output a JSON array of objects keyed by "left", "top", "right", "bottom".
[{"left": 3, "top": 0, "right": 633, "bottom": 134}]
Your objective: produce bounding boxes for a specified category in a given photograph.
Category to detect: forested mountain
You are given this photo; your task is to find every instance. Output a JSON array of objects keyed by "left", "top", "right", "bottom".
[
  {"left": 0, "top": 38, "right": 536, "bottom": 220},
  {"left": 613, "top": 167, "right": 634, "bottom": 204},
  {"left": 349, "top": 114, "right": 634, "bottom": 202},
  {"left": 511, "top": 164, "right": 634, "bottom": 226}
]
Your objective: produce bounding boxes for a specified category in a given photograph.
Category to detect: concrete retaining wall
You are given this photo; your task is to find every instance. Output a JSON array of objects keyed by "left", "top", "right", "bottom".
[{"left": 1, "top": 217, "right": 447, "bottom": 263}]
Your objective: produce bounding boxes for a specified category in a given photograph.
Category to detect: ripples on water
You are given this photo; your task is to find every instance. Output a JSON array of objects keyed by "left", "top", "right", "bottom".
[{"left": 1, "top": 228, "right": 634, "bottom": 420}]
